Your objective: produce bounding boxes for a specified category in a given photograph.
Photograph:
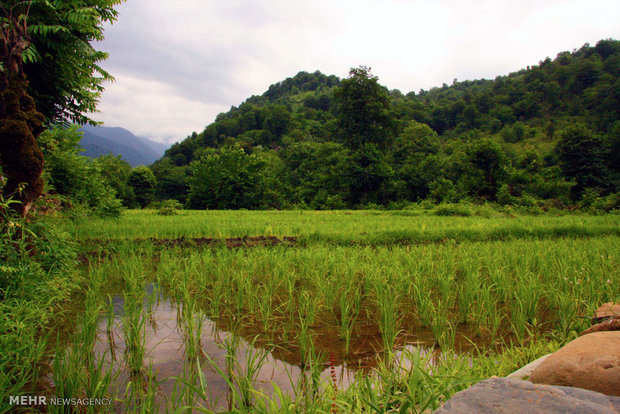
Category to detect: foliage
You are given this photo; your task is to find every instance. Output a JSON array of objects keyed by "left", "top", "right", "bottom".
[
  {"left": 187, "top": 145, "right": 271, "bottom": 209},
  {"left": 92, "top": 154, "right": 135, "bottom": 206},
  {"left": 280, "top": 141, "right": 350, "bottom": 209},
  {"left": 333, "top": 66, "right": 396, "bottom": 150},
  {"left": 0, "top": 73, "right": 45, "bottom": 217},
  {"left": 555, "top": 123, "right": 614, "bottom": 199},
  {"left": 151, "top": 158, "right": 191, "bottom": 204},
  {"left": 0, "top": 185, "right": 78, "bottom": 408},
  {"left": 39, "top": 126, "right": 123, "bottom": 217},
  {"left": 128, "top": 166, "right": 157, "bottom": 208},
  {"left": 0, "top": 0, "right": 123, "bottom": 217},
  {"left": 152, "top": 40, "right": 619, "bottom": 210},
  {"left": 158, "top": 199, "right": 183, "bottom": 215},
  {"left": 7, "top": 0, "right": 124, "bottom": 125}
]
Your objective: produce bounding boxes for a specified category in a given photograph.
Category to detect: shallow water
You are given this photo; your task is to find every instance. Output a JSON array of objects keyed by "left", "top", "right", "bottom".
[{"left": 95, "top": 286, "right": 359, "bottom": 412}]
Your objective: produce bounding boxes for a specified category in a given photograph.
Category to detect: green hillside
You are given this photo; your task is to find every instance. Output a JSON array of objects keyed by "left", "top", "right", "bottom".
[{"left": 153, "top": 39, "right": 619, "bottom": 210}]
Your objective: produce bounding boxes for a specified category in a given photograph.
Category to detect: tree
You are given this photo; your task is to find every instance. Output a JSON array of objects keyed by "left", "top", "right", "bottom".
[
  {"left": 187, "top": 146, "right": 268, "bottom": 209},
  {"left": 393, "top": 121, "right": 440, "bottom": 163},
  {"left": 347, "top": 143, "right": 393, "bottom": 205},
  {"left": 555, "top": 124, "right": 611, "bottom": 199},
  {"left": 93, "top": 154, "right": 134, "bottom": 206},
  {"left": 128, "top": 166, "right": 157, "bottom": 208},
  {"left": 151, "top": 158, "right": 190, "bottom": 204},
  {"left": 460, "top": 138, "right": 507, "bottom": 199},
  {"left": 0, "top": 0, "right": 122, "bottom": 217},
  {"left": 333, "top": 66, "right": 395, "bottom": 150},
  {"left": 280, "top": 141, "right": 350, "bottom": 208},
  {"left": 38, "top": 126, "right": 123, "bottom": 217}
]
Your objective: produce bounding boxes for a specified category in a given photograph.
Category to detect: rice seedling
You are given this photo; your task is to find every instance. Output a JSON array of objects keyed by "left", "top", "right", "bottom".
[
  {"left": 430, "top": 307, "right": 457, "bottom": 351},
  {"left": 337, "top": 286, "right": 360, "bottom": 355},
  {"left": 21, "top": 210, "right": 617, "bottom": 412},
  {"left": 374, "top": 281, "right": 401, "bottom": 355},
  {"left": 180, "top": 298, "right": 207, "bottom": 363},
  {"left": 121, "top": 289, "right": 147, "bottom": 377}
]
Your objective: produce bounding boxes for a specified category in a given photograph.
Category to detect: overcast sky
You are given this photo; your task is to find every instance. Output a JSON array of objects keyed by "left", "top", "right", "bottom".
[{"left": 91, "top": 0, "right": 620, "bottom": 145}]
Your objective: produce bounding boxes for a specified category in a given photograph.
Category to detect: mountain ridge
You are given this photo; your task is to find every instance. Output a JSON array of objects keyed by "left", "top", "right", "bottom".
[{"left": 79, "top": 124, "right": 169, "bottom": 167}]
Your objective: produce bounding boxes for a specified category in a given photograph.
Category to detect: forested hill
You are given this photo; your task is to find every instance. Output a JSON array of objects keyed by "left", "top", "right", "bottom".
[{"left": 152, "top": 39, "right": 619, "bottom": 210}]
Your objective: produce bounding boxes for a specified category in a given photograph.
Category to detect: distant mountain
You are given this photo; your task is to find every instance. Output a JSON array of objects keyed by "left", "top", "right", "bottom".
[{"left": 78, "top": 125, "right": 169, "bottom": 167}]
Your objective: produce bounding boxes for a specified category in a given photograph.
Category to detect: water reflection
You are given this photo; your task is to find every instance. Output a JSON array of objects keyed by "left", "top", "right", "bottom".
[{"left": 96, "top": 286, "right": 357, "bottom": 412}]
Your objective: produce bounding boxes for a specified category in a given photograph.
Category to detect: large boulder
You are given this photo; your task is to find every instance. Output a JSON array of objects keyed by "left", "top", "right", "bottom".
[
  {"left": 529, "top": 331, "right": 620, "bottom": 396},
  {"left": 507, "top": 353, "right": 551, "bottom": 380},
  {"left": 434, "top": 377, "right": 620, "bottom": 413}
]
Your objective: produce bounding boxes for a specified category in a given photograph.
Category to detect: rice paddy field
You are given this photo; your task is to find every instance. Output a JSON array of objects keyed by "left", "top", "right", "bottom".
[{"left": 11, "top": 209, "right": 620, "bottom": 412}]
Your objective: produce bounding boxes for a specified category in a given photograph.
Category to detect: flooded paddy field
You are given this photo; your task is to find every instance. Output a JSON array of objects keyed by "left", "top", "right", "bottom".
[{"left": 29, "top": 211, "right": 620, "bottom": 412}]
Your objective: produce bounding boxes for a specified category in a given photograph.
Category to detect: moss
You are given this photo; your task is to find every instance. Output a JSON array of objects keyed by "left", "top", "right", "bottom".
[{"left": 0, "top": 74, "right": 44, "bottom": 217}]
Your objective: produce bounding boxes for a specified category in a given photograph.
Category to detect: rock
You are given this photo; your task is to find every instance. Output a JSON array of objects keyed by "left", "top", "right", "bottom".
[
  {"left": 434, "top": 377, "right": 620, "bottom": 414},
  {"left": 580, "top": 317, "right": 620, "bottom": 336},
  {"left": 507, "top": 353, "right": 551, "bottom": 380},
  {"left": 529, "top": 331, "right": 620, "bottom": 396},
  {"left": 592, "top": 302, "right": 620, "bottom": 324}
]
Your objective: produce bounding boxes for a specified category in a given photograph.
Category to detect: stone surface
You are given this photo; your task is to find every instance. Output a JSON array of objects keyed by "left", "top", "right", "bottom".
[
  {"left": 592, "top": 302, "right": 620, "bottom": 323},
  {"left": 507, "top": 353, "right": 551, "bottom": 380},
  {"left": 529, "top": 331, "right": 620, "bottom": 396},
  {"left": 580, "top": 317, "right": 620, "bottom": 336},
  {"left": 434, "top": 377, "right": 620, "bottom": 414}
]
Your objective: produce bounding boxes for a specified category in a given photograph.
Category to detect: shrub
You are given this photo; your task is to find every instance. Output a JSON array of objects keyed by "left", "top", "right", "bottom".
[
  {"left": 434, "top": 203, "right": 472, "bottom": 217},
  {"left": 158, "top": 199, "right": 183, "bottom": 215}
]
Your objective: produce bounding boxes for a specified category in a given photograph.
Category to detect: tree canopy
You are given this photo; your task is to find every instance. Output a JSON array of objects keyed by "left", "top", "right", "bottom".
[
  {"left": 3, "top": 0, "right": 123, "bottom": 124},
  {"left": 151, "top": 40, "right": 619, "bottom": 210},
  {"left": 0, "top": 0, "right": 123, "bottom": 216}
]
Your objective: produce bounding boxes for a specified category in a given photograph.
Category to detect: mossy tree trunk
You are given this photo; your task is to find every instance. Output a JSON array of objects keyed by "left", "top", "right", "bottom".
[{"left": 0, "top": 13, "right": 46, "bottom": 218}]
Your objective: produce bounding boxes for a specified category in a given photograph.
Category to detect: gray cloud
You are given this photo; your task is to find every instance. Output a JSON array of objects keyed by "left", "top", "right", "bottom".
[{"left": 91, "top": 0, "right": 620, "bottom": 144}]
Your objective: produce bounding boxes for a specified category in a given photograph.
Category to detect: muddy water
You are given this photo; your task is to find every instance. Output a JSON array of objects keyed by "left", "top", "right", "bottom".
[{"left": 96, "top": 286, "right": 359, "bottom": 412}]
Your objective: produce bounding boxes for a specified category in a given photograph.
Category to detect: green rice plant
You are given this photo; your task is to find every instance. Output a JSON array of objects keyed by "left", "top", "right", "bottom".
[
  {"left": 509, "top": 294, "right": 528, "bottom": 344},
  {"left": 121, "top": 290, "right": 147, "bottom": 377},
  {"left": 124, "top": 364, "right": 161, "bottom": 414},
  {"left": 35, "top": 210, "right": 620, "bottom": 412},
  {"left": 255, "top": 285, "right": 275, "bottom": 333},
  {"left": 374, "top": 281, "right": 401, "bottom": 354},
  {"left": 50, "top": 336, "right": 115, "bottom": 414},
  {"left": 550, "top": 291, "right": 581, "bottom": 339},
  {"left": 430, "top": 309, "right": 457, "bottom": 351},
  {"left": 245, "top": 382, "right": 300, "bottom": 414},
  {"left": 178, "top": 335, "right": 272, "bottom": 412},
  {"left": 297, "top": 291, "right": 318, "bottom": 368},
  {"left": 338, "top": 286, "right": 360, "bottom": 355},
  {"left": 233, "top": 339, "right": 272, "bottom": 409},
  {"left": 410, "top": 280, "right": 435, "bottom": 327},
  {"left": 476, "top": 285, "right": 503, "bottom": 342},
  {"left": 62, "top": 209, "right": 620, "bottom": 245},
  {"left": 457, "top": 266, "right": 481, "bottom": 324},
  {"left": 180, "top": 297, "right": 207, "bottom": 363}
]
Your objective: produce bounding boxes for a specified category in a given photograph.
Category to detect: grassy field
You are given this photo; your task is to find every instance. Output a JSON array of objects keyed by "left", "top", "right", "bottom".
[
  {"left": 62, "top": 208, "right": 619, "bottom": 242},
  {"left": 4, "top": 209, "right": 619, "bottom": 413}
]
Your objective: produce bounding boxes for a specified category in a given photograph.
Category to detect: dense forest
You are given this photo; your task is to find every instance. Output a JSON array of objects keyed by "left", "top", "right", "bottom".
[{"left": 43, "top": 39, "right": 620, "bottom": 213}]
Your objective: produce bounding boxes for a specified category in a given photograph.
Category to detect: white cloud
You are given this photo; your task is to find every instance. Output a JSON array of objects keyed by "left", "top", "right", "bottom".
[{"left": 92, "top": 73, "right": 227, "bottom": 144}]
